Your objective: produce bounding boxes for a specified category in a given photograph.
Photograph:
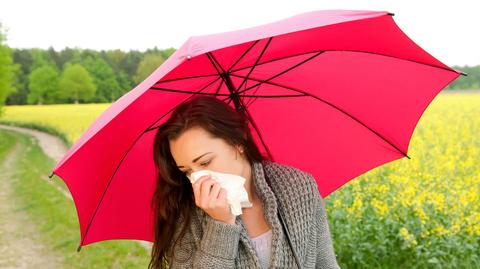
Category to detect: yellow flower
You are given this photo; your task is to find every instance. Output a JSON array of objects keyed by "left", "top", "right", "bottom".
[
  {"left": 346, "top": 196, "right": 363, "bottom": 216},
  {"left": 431, "top": 225, "right": 448, "bottom": 236},
  {"left": 420, "top": 229, "right": 430, "bottom": 238},
  {"left": 371, "top": 198, "right": 389, "bottom": 217},
  {"left": 399, "top": 227, "right": 418, "bottom": 248},
  {"left": 333, "top": 198, "right": 342, "bottom": 208},
  {"left": 414, "top": 206, "right": 428, "bottom": 225},
  {"left": 427, "top": 192, "right": 445, "bottom": 211},
  {"left": 399, "top": 185, "right": 417, "bottom": 207},
  {"left": 450, "top": 223, "right": 461, "bottom": 235},
  {"left": 399, "top": 227, "right": 409, "bottom": 238}
]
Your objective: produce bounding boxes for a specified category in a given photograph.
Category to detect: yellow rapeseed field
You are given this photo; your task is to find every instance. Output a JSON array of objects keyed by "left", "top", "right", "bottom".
[
  {"left": 0, "top": 103, "right": 110, "bottom": 144},
  {"left": 1, "top": 92, "right": 479, "bottom": 266}
]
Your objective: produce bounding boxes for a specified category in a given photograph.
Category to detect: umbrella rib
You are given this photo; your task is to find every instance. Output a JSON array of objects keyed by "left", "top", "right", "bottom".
[
  {"left": 230, "top": 49, "right": 461, "bottom": 77},
  {"left": 206, "top": 50, "right": 276, "bottom": 161},
  {"left": 232, "top": 38, "right": 276, "bottom": 162},
  {"left": 235, "top": 37, "right": 273, "bottom": 93},
  {"left": 214, "top": 77, "right": 224, "bottom": 95},
  {"left": 155, "top": 40, "right": 256, "bottom": 85},
  {"left": 206, "top": 52, "right": 227, "bottom": 74},
  {"left": 230, "top": 73, "right": 411, "bottom": 159},
  {"left": 150, "top": 76, "right": 221, "bottom": 95},
  {"left": 227, "top": 40, "right": 261, "bottom": 73},
  {"left": 238, "top": 93, "right": 307, "bottom": 98},
  {"left": 206, "top": 52, "right": 244, "bottom": 109},
  {"left": 77, "top": 79, "right": 221, "bottom": 251},
  {"left": 236, "top": 51, "right": 326, "bottom": 95},
  {"left": 230, "top": 37, "right": 273, "bottom": 108},
  {"left": 237, "top": 90, "right": 276, "bottom": 161},
  {"left": 230, "top": 50, "right": 322, "bottom": 74},
  {"left": 155, "top": 73, "right": 219, "bottom": 84},
  {"left": 146, "top": 77, "right": 222, "bottom": 132},
  {"left": 150, "top": 87, "right": 229, "bottom": 96},
  {"left": 205, "top": 52, "right": 233, "bottom": 108}
]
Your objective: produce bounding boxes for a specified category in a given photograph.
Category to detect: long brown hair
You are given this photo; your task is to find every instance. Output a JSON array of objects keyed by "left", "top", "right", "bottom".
[{"left": 148, "top": 95, "right": 267, "bottom": 269}]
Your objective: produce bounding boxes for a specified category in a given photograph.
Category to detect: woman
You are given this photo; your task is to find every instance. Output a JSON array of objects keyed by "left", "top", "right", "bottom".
[{"left": 148, "top": 95, "right": 340, "bottom": 269}]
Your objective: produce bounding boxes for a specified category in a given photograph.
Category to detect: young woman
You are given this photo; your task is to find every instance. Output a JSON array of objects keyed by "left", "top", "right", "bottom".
[{"left": 149, "top": 95, "right": 340, "bottom": 269}]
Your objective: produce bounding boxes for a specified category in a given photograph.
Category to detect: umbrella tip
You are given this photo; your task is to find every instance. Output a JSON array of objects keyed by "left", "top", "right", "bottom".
[
  {"left": 460, "top": 71, "right": 468, "bottom": 76},
  {"left": 406, "top": 154, "right": 411, "bottom": 159},
  {"left": 48, "top": 171, "right": 55, "bottom": 179},
  {"left": 77, "top": 245, "right": 82, "bottom": 252},
  {"left": 387, "top": 12, "right": 395, "bottom": 16}
]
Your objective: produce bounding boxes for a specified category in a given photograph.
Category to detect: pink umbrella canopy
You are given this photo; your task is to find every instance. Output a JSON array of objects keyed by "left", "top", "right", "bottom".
[{"left": 50, "top": 9, "right": 464, "bottom": 250}]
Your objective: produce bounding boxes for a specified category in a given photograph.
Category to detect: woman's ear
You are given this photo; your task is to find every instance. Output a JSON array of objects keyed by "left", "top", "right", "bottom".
[
  {"left": 235, "top": 145, "right": 244, "bottom": 160},
  {"left": 237, "top": 145, "right": 244, "bottom": 153}
]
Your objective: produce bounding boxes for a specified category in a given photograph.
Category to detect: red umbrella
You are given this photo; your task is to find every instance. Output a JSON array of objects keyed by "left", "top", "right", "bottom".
[{"left": 49, "top": 9, "right": 464, "bottom": 251}]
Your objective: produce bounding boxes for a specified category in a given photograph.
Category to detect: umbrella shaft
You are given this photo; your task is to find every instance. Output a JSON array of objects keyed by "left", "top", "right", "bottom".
[{"left": 222, "top": 72, "right": 244, "bottom": 113}]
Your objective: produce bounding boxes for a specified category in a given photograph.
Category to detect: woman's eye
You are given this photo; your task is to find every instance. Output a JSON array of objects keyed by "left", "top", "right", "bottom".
[{"left": 181, "top": 160, "right": 211, "bottom": 175}]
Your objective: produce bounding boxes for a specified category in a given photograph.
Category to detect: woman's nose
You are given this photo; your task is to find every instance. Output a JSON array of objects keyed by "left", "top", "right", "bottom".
[{"left": 188, "top": 169, "right": 212, "bottom": 183}]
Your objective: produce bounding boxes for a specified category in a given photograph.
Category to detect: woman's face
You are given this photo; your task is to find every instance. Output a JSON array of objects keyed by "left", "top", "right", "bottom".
[{"left": 169, "top": 126, "right": 247, "bottom": 180}]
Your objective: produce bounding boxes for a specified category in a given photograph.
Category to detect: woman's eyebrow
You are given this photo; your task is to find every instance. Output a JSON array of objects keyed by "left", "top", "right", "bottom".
[{"left": 177, "top": 152, "right": 213, "bottom": 168}]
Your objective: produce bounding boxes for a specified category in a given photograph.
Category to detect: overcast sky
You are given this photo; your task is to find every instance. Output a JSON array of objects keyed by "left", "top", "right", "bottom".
[{"left": 1, "top": 0, "right": 478, "bottom": 66}]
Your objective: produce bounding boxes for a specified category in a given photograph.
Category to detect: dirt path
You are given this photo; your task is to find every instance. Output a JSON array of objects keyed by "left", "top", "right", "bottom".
[
  {"left": 0, "top": 134, "right": 64, "bottom": 268},
  {"left": 0, "top": 124, "right": 69, "bottom": 164},
  {"left": 0, "top": 124, "right": 152, "bottom": 253}
]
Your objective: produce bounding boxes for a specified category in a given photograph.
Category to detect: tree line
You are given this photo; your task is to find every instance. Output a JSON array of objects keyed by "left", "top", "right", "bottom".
[
  {"left": 0, "top": 22, "right": 175, "bottom": 110},
  {"left": 0, "top": 22, "right": 478, "bottom": 116},
  {"left": 5, "top": 45, "right": 174, "bottom": 105},
  {"left": 445, "top": 65, "right": 480, "bottom": 90}
]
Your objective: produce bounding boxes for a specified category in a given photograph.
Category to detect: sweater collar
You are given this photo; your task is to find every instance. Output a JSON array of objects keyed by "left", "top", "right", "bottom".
[{"left": 235, "top": 159, "right": 283, "bottom": 268}]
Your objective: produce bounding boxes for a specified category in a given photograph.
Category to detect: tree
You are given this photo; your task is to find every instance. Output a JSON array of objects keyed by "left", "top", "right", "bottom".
[
  {"left": 103, "top": 49, "right": 135, "bottom": 93},
  {"left": 0, "top": 22, "right": 18, "bottom": 116},
  {"left": 116, "top": 71, "right": 133, "bottom": 93},
  {"left": 121, "top": 50, "right": 143, "bottom": 79},
  {"left": 59, "top": 47, "right": 82, "bottom": 68},
  {"left": 29, "top": 48, "right": 55, "bottom": 70},
  {"left": 160, "top": 47, "right": 176, "bottom": 60},
  {"left": 134, "top": 53, "right": 164, "bottom": 84},
  {"left": 82, "top": 56, "right": 122, "bottom": 103},
  {"left": 47, "top": 46, "right": 62, "bottom": 71},
  {"left": 59, "top": 63, "right": 96, "bottom": 104},
  {"left": 27, "top": 65, "right": 60, "bottom": 105}
]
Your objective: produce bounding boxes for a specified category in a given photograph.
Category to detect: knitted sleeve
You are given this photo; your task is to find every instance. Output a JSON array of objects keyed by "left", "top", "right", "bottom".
[
  {"left": 309, "top": 175, "right": 341, "bottom": 269},
  {"left": 169, "top": 214, "right": 242, "bottom": 268}
]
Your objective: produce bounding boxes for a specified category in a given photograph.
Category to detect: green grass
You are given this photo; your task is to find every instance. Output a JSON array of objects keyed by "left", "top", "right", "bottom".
[
  {"left": 0, "top": 130, "right": 151, "bottom": 268},
  {"left": 0, "top": 128, "right": 16, "bottom": 163}
]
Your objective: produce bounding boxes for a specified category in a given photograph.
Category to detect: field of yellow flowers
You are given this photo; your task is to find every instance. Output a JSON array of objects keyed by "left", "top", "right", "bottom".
[{"left": 1, "top": 92, "right": 479, "bottom": 267}]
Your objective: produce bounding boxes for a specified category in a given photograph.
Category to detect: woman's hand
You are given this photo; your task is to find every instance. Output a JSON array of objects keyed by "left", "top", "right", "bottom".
[{"left": 192, "top": 175, "right": 236, "bottom": 225}]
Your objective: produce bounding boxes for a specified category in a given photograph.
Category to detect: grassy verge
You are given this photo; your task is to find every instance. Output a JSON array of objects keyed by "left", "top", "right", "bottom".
[
  {"left": 0, "top": 127, "right": 16, "bottom": 166},
  {"left": 0, "top": 129, "right": 151, "bottom": 269},
  {"left": 0, "top": 120, "right": 72, "bottom": 148}
]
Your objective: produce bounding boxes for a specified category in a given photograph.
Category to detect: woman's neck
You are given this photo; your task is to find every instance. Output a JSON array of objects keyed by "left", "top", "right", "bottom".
[{"left": 242, "top": 161, "right": 259, "bottom": 204}]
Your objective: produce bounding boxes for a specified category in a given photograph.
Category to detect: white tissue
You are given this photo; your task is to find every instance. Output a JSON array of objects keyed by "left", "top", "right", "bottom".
[{"left": 188, "top": 169, "right": 253, "bottom": 216}]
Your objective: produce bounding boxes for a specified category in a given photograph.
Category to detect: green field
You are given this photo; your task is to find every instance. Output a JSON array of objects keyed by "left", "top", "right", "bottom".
[
  {"left": 0, "top": 129, "right": 150, "bottom": 268},
  {"left": 0, "top": 92, "right": 479, "bottom": 268}
]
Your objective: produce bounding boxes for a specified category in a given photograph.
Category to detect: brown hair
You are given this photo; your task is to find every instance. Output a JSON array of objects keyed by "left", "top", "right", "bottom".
[{"left": 148, "top": 95, "right": 267, "bottom": 269}]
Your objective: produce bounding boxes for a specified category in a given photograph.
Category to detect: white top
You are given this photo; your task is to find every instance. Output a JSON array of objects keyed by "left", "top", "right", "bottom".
[{"left": 250, "top": 229, "right": 273, "bottom": 269}]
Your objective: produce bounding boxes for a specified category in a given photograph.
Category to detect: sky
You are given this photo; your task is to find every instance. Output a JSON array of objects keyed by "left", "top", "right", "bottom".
[{"left": 1, "top": 0, "right": 479, "bottom": 67}]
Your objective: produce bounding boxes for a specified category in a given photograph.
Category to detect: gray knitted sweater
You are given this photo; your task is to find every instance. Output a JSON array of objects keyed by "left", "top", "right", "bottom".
[{"left": 169, "top": 159, "right": 340, "bottom": 268}]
